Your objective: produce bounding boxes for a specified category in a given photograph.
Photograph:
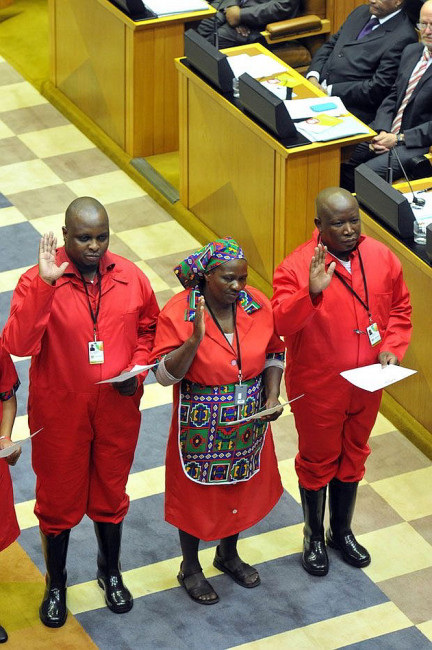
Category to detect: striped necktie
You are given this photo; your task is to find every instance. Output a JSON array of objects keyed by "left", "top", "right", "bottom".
[{"left": 391, "top": 49, "right": 430, "bottom": 134}]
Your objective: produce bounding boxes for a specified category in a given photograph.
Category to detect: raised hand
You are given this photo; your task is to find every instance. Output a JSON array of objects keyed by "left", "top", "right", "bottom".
[
  {"left": 192, "top": 295, "right": 206, "bottom": 343},
  {"left": 39, "top": 232, "right": 69, "bottom": 285},
  {"left": 309, "top": 244, "right": 336, "bottom": 298}
]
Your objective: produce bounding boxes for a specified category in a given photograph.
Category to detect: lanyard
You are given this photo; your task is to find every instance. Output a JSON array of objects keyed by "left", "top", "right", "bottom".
[
  {"left": 332, "top": 249, "right": 372, "bottom": 322},
  {"left": 205, "top": 301, "right": 243, "bottom": 382},
  {"left": 79, "top": 271, "right": 102, "bottom": 341}
]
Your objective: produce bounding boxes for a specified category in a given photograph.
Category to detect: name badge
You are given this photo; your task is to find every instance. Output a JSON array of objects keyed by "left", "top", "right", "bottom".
[
  {"left": 366, "top": 322, "right": 381, "bottom": 347},
  {"left": 234, "top": 383, "right": 246, "bottom": 406},
  {"left": 88, "top": 340, "right": 104, "bottom": 364}
]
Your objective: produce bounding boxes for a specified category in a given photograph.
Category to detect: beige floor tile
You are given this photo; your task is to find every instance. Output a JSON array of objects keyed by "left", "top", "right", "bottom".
[
  {"left": 369, "top": 411, "right": 397, "bottom": 437},
  {"left": 361, "top": 522, "right": 432, "bottom": 582},
  {"left": 0, "top": 265, "right": 32, "bottom": 293},
  {"left": 29, "top": 213, "right": 64, "bottom": 237},
  {"left": 0, "top": 118, "right": 14, "bottom": 139},
  {"left": 0, "top": 62, "right": 23, "bottom": 86},
  {"left": 44, "top": 147, "right": 118, "bottom": 181},
  {"left": 19, "top": 124, "right": 94, "bottom": 158},
  {"left": 7, "top": 184, "right": 77, "bottom": 219},
  {"left": 135, "top": 260, "right": 170, "bottom": 293},
  {"left": 0, "top": 135, "right": 37, "bottom": 166},
  {"left": 0, "top": 159, "right": 62, "bottom": 194},
  {"left": 117, "top": 221, "right": 201, "bottom": 260},
  {"left": 366, "top": 431, "right": 430, "bottom": 482},
  {"left": 0, "top": 205, "right": 27, "bottom": 227},
  {"left": 351, "top": 484, "right": 403, "bottom": 535},
  {"left": 66, "top": 170, "right": 146, "bottom": 204},
  {"left": 154, "top": 288, "right": 178, "bottom": 308},
  {"left": 371, "top": 466, "right": 432, "bottom": 521},
  {"left": 410, "top": 515, "right": 432, "bottom": 546},
  {"left": 0, "top": 103, "right": 69, "bottom": 135},
  {"left": 108, "top": 233, "right": 140, "bottom": 262},
  {"left": 378, "top": 566, "right": 432, "bottom": 625},
  {"left": 139, "top": 381, "right": 172, "bottom": 410},
  {"left": 0, "top": 82, "right": 46, "bottom": 113},
  {"left": 144, "top": 249, "right": 201, "bottom": 288},
  {"left": 417, "top": 620, "right": 432, "bottom": 642},
  {"left": 105, "top": 196, "right": 171, "bottom": 231}
]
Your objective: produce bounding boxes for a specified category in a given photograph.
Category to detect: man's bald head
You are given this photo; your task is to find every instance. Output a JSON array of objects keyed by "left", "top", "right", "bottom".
[
  {"left": 314, "top": 187, "right": 362, "bottom": 260},
  {"left": 65, "top": 197, "right": 108, "bottom": 230},
  {"left": 63, "top": 197, "right": 110, "bottom": 276}
]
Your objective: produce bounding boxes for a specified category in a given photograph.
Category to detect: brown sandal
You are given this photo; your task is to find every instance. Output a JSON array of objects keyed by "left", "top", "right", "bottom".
[{"left": 213, "top": 547, "right": 260, "bottom": 588}]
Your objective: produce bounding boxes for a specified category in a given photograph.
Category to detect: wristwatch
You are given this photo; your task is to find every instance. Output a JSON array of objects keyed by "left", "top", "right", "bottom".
[{"left": 396, "top": 133, "right": 405, "bottom": 144}]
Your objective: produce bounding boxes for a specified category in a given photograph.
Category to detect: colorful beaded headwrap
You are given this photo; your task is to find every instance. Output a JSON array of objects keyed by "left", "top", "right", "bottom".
[{"left": 174, "top": 237, "right": 246, "bottom": 288}]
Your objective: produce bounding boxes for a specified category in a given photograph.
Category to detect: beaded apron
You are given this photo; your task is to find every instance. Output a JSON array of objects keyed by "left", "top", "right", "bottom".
[{"left": 178, "top": 374, "right": 268, "bottom": 485}]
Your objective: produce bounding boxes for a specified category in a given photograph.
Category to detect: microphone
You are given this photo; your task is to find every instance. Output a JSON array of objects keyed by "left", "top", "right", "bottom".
[
  {"left": 213, "top": 0, "right": 226, "bottom": 49},
  {"left": 392, "top": 146, "right": 426, "bottom": 207}
]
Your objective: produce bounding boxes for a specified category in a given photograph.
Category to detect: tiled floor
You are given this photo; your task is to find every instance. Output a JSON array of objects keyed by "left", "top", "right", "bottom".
[{"left": 0, "top": 56, "right": 431, "bottom": 649}]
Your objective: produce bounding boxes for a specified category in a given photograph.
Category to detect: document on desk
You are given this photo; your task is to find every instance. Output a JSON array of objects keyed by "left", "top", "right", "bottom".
[
  {"left": 340, "top": 364, "right": 416, "bottom": 392},
  {"left": 284, "top": 97, "right": 347, "bottom": 119},
  {"left": 295, "top": 115, "right": 370, "bottom": 143},
  {"left": 96, "top": 363, "right": 156, "bottom": 384},
  {"left": 227, "top": 53, "right": 286, "bottom": 79},
  {"left": 144, "top": 0, "right": 209, "bottom": 15},
  {"left": 0, "top": 428, "right": 43, "bottom": 458}
]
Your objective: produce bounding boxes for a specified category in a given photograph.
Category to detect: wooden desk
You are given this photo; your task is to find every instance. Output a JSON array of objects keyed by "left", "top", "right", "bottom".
[
  {"left": 360, "top": 178, "right": 432, "bottom": 455},
  {"left": 177, "top": 44, "right": 374, "bottom": 289},
  {"left": 48, "top": 0, "right": 214, "bottom": 157}
]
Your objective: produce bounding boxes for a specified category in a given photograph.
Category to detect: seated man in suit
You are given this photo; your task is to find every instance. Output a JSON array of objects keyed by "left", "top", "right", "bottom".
[
  {"left": 306, "top": 0, "right": 417, "bottom": 123},
  {"left": 341, "top": 0, "right": 432, "bottom": 191},
  {"left": 197, "top": 0, "right": 299, "bottom": 49}
]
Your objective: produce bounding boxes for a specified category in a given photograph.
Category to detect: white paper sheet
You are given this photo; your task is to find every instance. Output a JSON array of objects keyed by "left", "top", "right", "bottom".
[
  {"left": 284, "top": 97, "right": 348, "bottom": 120},
  {"left": 0, "top": 428, "right": 43, "bottom": 458},
  {"left": 144, "top": 0, "right": 209, "bottom": 16},
  {"left": 340, "top": 364, "right": 416, "bottom": 392},
  {"left": 295, "top": 115, "right": 370, "bottom": 143},
  {"left": 228, "top": 393, "right": 304, "bottom": 425},
  {"left": 96, "top": 363, "right": 156, "bottom": 384},
  {"left": 228, "top": 53, "right": 286, "bottom": 80}
]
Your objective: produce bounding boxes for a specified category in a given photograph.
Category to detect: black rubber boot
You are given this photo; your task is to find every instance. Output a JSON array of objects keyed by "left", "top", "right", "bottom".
[
  {"left": 326, "top": 478, "right": 371, "bottom": 568},
  {"left": 39, "top": 529, "right": 70, "bottom": 628},
  {"left": 0, "top": 624, "right": 7, "bottom": 643},
  {"left": 94, "top": 521, "right": 133, "bottom": 613},
  {"left": 299, "top": 484, "right": 329, "bottom": 576}
]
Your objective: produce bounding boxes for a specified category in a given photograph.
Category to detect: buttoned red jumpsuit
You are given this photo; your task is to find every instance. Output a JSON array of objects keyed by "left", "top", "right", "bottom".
[
  {"left": 3, "top": 248, "right": 159, "bottom": 535},
  {"left": 272, "top": 234, "right": 412, "bottom": 490}
]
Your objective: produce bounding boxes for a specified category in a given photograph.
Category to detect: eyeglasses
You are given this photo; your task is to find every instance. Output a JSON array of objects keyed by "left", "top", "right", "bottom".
[{"left": 416, "top": 22, "right": 432, "bottom": 30}]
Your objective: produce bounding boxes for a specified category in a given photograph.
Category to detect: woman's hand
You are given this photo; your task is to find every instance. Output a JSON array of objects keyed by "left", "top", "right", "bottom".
[
  {"left": 0, "top": 437, "right": 21, "bottom": 466},
  {"left": 191, "top": 296, "right": 206, "bottom": 344},
  {"left": 39, "top": 232, "right": 69, "bottom": 285},
  {"left": 260, "top": 396, "right": 283, "bottom": 422}
]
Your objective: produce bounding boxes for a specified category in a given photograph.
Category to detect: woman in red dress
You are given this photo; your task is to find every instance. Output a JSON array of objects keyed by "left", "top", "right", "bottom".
[
  {"left": 152, "top": 238, "right": 285, "bottom": 604},
  {"left": 0, "top": 342, "right": 21, "bottom": 643}
]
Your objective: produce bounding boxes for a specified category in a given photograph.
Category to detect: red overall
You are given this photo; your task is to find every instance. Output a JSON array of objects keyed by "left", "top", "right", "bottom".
[
  {"left": 151, "top": 286, "right": 284, "bottom": 541},
  {"left": 272, "top": 234, "right": 412, "bottom": 490},
  {"left": 0, "top": 343, "right": 20, "bottom": 551},
  {"left": 2, "top": 248, "right": 159, "bottom": 536}
]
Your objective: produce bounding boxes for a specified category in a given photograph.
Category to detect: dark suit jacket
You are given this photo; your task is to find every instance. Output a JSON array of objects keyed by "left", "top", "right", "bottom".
[
  {"left": 373, "top": 43, "right": 432, "bottom": 148},
  {"left": 307, "top": 5, "right": 417, "bottom": 123}
]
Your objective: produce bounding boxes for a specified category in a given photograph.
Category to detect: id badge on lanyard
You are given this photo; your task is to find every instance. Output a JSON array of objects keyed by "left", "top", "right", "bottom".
[{"left": 81, "top": 272, "right": 105, "bottom": 364}]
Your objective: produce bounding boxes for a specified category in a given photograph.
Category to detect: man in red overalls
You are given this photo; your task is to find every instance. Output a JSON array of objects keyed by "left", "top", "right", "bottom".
[
  {"left": 3, "top": 197, "right": 159, "bottom": 627},
  {"left": 272, "top": 187, "right": 412, "bottom": 576}
]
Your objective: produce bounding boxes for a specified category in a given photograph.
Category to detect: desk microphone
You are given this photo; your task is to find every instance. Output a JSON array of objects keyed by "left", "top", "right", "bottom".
[
  {"left": 392, "top": 146, "right": 426, "bottom": 207},
  {"left": 213, "top": 0, "right": 226, "bottom": 49}
]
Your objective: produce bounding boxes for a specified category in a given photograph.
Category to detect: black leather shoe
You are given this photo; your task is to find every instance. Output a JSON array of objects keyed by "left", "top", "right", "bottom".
[
  {"left": 302, "top": 538, "right": 329, "bottom": 576},
  {"left": 39, "top": 582, "right": 67, "bottom": 628},
  {"left": 97, "top": 571, "right": 133, "bottom": 613},
  {"left": 326, "top": 529, "right": 371, "bottom": 567},
  {"left": 0, "top": 624, "right": 7, "bottom": 643}
]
